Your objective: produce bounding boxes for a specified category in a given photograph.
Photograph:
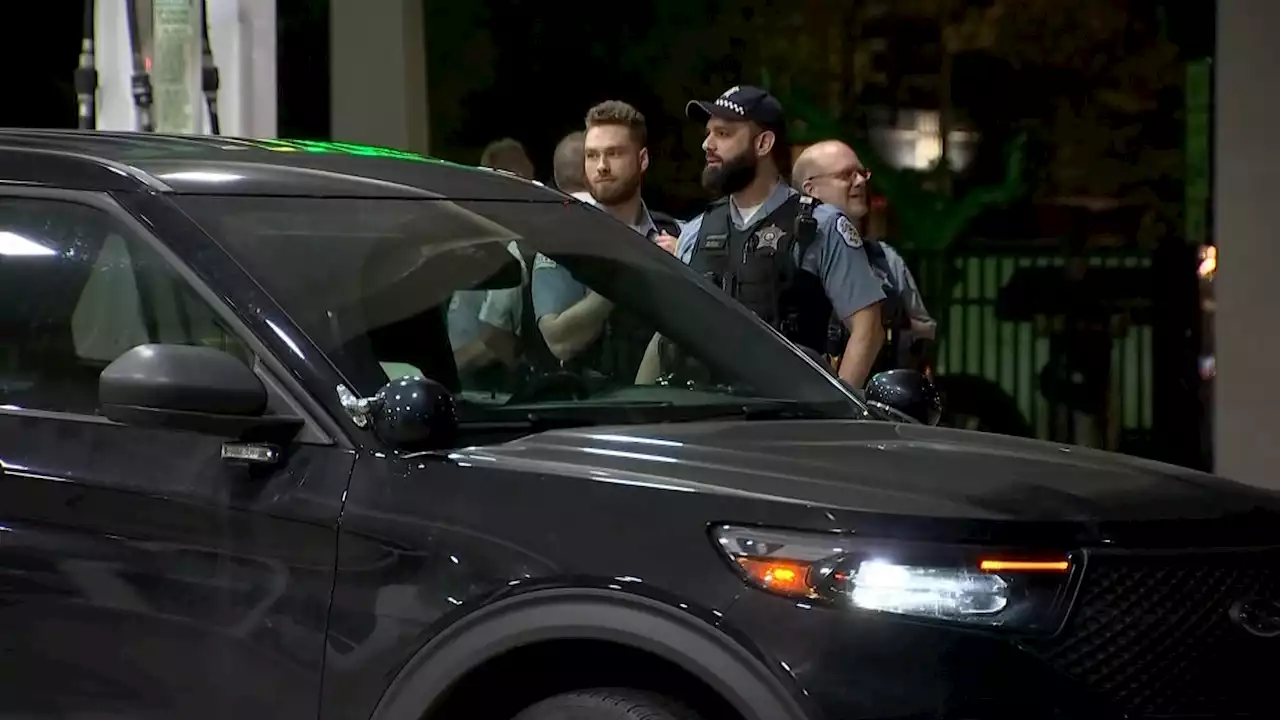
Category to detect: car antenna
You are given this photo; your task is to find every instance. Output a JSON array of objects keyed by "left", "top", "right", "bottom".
[
  {"left": 74, "top": 0, "right": 99, "bottom": 130},
  {"left": 198, "top": 0, "right": 221, "bottom": 135},
  {"left": 124, "top": 0, "right": 155, "bottom": 132}
]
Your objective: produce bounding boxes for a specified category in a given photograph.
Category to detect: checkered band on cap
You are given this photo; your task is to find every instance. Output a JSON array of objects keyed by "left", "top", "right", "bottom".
[
  {"left": 715, "top": 96, "right": 747, "bottom": 115},
  {"left": 686, "top": 84, "right": 783, "bottom": 128}
]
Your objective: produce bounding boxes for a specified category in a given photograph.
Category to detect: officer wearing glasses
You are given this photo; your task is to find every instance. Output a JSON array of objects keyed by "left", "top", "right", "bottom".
[{"left": 793, "top": 140, "right": 936, "bottom": 373}]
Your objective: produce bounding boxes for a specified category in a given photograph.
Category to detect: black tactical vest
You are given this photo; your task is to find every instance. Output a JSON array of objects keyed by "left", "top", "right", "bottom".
[
  {"left": 863, "top": 240, "right": 909, "bottom": 332},
  {"left": 861, "top": 239, "right": 916, "bottom": 375},
  {"left": 649, "top": 210, "right": 682, "bottom": 240},
  {"left": 689, "top": 195, "right": 831, "bottom": 353}
]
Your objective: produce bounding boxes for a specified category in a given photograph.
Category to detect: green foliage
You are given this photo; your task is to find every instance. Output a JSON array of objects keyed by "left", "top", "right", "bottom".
[
  {"left": 753, "top": 0, "right": 1183, "bottom": 249},
  {"left": 768, "top": 70, "right": 1028, "bottom": 253},
  {"left": 387, "top": 0, "right": 1184, "bottom": 242}
]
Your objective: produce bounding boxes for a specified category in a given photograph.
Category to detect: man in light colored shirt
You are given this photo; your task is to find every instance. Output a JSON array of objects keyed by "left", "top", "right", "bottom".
[
  {"left": 448, "top": 241, "right": 526, "bottom": 379},
  {"left": 480, "top": 137, "right": 535, "bottom": 179},
  {"left": 552, "top": 130, "right": 594, "bottom": 204}
]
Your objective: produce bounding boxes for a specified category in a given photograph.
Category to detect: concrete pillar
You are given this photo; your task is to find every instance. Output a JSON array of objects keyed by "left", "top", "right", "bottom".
[
  {"left": 208, "top": 0, "right": 278, "bottom": 138},
  {"left": 93, "top": 0, "right": 140, "bottom": 132},
  {"left": 329, "top": 0, "right": 428, "bottom": 153},
  {"left": 1214, "top": 0, "right": 1280, "bottom": 487}
]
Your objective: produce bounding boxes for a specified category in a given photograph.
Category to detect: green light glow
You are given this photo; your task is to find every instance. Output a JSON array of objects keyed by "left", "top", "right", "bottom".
[{"left": 246, "top": 138, "right": 449, "bottom": 164}]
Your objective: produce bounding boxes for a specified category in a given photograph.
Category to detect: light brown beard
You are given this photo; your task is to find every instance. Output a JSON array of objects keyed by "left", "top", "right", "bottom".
[{"left": 590, "top": 172, "right": 642, "bottom": 206}]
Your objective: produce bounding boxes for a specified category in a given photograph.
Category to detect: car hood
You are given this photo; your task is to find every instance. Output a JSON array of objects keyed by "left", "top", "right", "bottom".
[{"left": 453, "top": 419, "right": 1280, "bottom": 524}]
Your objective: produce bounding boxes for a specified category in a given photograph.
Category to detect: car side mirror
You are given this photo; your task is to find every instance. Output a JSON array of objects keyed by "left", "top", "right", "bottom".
[
  {"left": 364, "top": 375, "right": 458, "bottom": 450},
  {"left": 100, "top": 344, "right": 302, "bottom": 439},
  {"left": 865, "top": 368, "right": 943, "bottom": 426}
]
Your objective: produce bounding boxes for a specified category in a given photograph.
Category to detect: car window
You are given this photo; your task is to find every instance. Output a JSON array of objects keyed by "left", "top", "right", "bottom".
[
  {"left": 0, "top": 197, "right": 251, "bottom": 416},
  {"left": 178, "top": 195, "right": 863, "bottom": 425}
]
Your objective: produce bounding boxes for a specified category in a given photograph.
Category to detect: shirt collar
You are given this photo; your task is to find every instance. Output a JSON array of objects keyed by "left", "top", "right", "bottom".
[
  {"left": 728, "top": 181, "right": 795, "bottom": 228},
  {"left": 572, "top": 191, "right": 661, "bottom": 238},
  {"left": 631, "top": 200, "right": 661, "bottom": 238}
]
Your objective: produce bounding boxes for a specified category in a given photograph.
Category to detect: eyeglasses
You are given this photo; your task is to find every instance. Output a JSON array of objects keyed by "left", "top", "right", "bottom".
[{"left": 807, "top": 167, "right": 871, "bottom": 184}]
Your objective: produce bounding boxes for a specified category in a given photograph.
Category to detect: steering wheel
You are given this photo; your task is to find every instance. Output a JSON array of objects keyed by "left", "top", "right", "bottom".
[
  {"left": 507, "top": 369, "right": 594, "bottom": 404},
  {"left": 652, "top": 372, "right": 744, "bottom": 398},
  {"left": 653, "top": 336, "right": 726, "bottom": 390}
]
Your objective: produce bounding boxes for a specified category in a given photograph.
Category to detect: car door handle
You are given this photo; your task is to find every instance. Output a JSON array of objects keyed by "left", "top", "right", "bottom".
[{"left": 220, "top": 442, "right": 282, "bottom": 466}]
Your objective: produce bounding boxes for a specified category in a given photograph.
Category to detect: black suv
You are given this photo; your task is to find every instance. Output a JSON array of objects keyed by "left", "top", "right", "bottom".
[{"left": 1, "top": 130, "right": 1277, "bottom": 720}]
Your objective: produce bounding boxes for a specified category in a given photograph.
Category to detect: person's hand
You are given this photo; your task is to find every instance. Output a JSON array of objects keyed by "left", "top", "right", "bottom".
[{"left": 655, "top": 232, "right": 678, "bottom": 256}]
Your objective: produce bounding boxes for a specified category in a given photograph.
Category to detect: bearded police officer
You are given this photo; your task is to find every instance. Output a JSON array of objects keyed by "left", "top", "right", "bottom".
[
  {"left": 793, "top": 140, "right": 936, "bottom": 373},
  {"left": 671, "top": 86, "right": 885, "bottom": 388}
]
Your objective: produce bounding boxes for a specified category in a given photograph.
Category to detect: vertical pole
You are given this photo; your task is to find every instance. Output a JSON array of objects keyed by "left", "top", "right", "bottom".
[
  {"left": 330, "top": 0, "right": 429, "bottom": 152},
  {"left": 1214, "top": 0, "right": 1280, "bottom": 486}
]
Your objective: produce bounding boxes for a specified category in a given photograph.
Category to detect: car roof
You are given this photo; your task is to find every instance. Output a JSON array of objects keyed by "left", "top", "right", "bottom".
[{"left": 0, "top": 129, "right": 564, "bottom": 201}]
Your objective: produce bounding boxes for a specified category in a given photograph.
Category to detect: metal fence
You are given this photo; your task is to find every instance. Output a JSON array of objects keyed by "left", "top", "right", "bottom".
[{"left": 901, "top": 247, "right": 1155, "bottom": 444}]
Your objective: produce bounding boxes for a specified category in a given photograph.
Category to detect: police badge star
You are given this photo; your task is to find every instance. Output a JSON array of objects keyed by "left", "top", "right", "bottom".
[
  {"left": 754, "top": 224, "right": 786, "bottom": 252},
  {"left": 837, "top": 215, "right": 862, "bottom": 248}
]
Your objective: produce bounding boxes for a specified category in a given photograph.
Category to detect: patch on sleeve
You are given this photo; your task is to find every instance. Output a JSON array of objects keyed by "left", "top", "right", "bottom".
[
  {"left": 533, "top": 253, "right": 557, "bottom": 270},
  {"left": 836, "top": 215, "right": 862, "bottom": 248}
]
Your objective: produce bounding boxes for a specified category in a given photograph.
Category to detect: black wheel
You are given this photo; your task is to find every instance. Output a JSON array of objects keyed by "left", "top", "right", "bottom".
[{"left": 511, "top": 688, "right": 703, "bottom": 720}]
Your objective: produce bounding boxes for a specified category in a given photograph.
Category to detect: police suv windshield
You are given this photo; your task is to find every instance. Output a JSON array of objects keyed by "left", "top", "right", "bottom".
[{"left": 178, "top": 195, "right": 868, "bottom": 425}]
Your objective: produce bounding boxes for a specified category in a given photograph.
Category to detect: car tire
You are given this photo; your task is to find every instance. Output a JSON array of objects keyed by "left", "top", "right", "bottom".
[{"left": 511, "top": 688, "right": 703, "bottom": 720}]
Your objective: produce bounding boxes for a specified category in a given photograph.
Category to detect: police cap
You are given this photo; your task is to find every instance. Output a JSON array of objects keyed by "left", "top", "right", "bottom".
[{"left": 686, "top": 85, "right": 786, "bottom": 133}]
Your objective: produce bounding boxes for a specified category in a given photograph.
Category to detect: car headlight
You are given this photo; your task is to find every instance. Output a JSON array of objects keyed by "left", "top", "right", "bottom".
[{"left": 712, "top": 525, "right": 1079, "bottom": 633}]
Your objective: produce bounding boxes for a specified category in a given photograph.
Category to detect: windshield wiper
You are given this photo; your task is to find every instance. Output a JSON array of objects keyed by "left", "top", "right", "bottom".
[
  {"left": 740, "top": 406, "right": 830, "bottom": 420},
  {"left": 668, "top": 401, "right": 834, "bottom": 423},
  {"left": 457, "top": 400, "right": 679, "bottom": 434},
  {"left": 455, "top": 399, "right": 836, "bottom": 436},
  {"left": 458, "top": 414, "right": 601, "bottom": 433}
]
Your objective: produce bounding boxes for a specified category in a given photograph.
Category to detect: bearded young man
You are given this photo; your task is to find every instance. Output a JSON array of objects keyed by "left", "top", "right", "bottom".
[
  {"left": 530, "top": 101, "right": 679, "bottom": 364},
  {"left": 581, "top": 101, "right": 681, "bottom": 247}
]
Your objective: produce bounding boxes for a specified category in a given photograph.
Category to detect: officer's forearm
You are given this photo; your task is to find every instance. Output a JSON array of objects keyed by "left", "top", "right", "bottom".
[
  {"left": 454, "top": 325, "right": 517, "bottom": 371},
  {"left": 837, "top": 305, "right": 884, "bottom": 388},
  {"left": 453, "top": 339, "right": 495, "bottom": 371},
  {"left": 634, "top": 334, "right": 664, "bottom": 385},
  {"left": 537, "top": 292, "right": 614, "bottom": 361}
]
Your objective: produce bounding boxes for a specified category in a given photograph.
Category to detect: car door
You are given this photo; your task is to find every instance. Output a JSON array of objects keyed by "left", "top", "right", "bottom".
[{"left": 0, "top": 189, "right": 354, "bottom": 719}]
